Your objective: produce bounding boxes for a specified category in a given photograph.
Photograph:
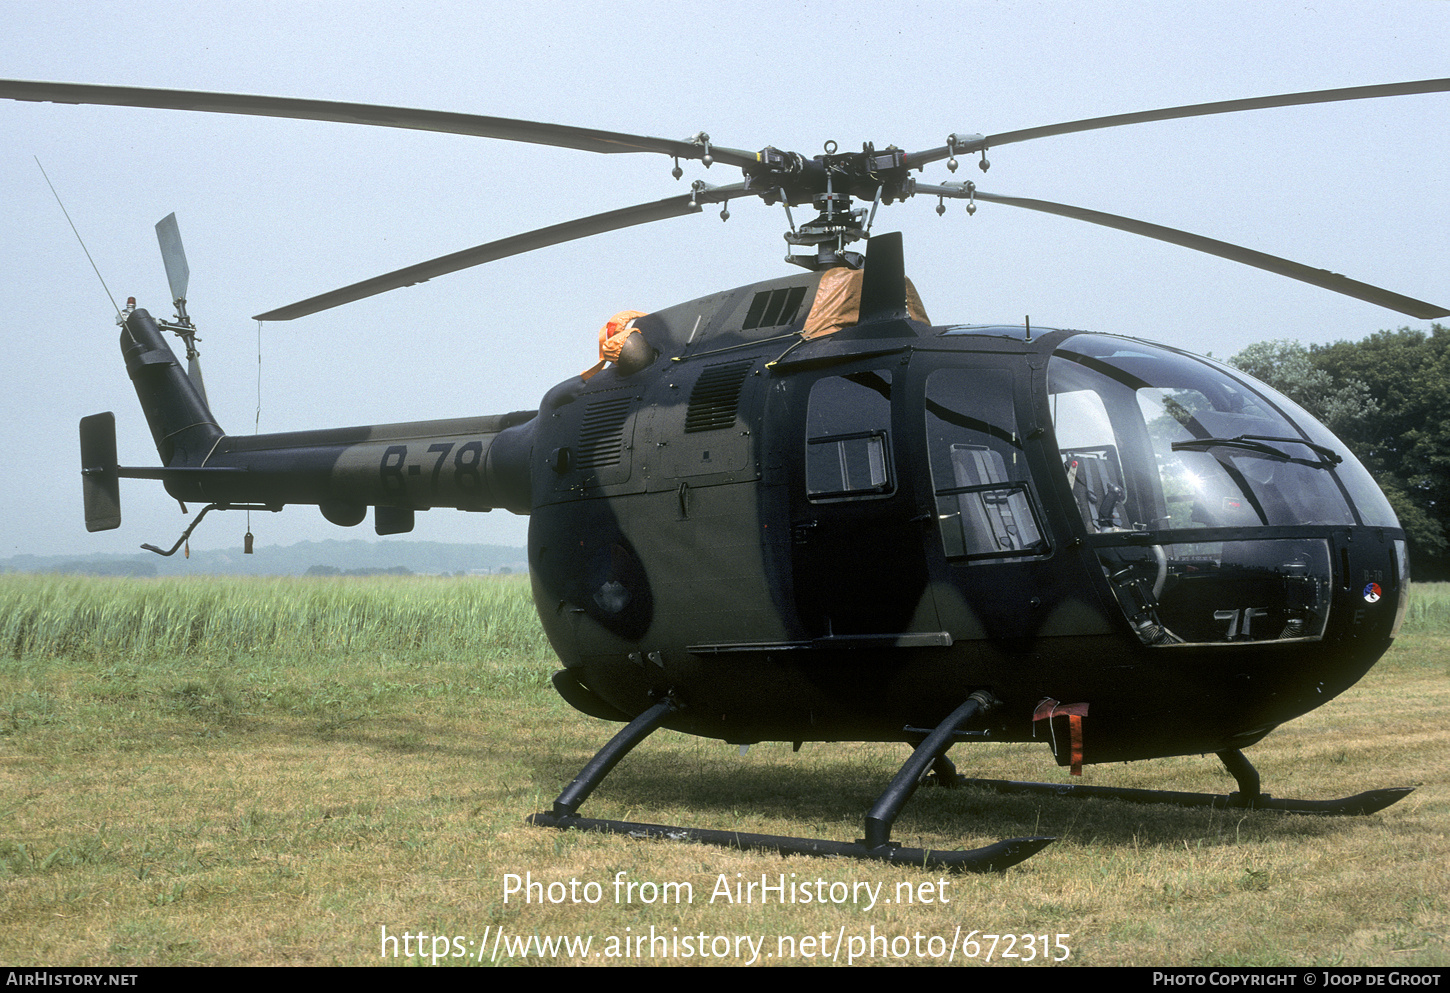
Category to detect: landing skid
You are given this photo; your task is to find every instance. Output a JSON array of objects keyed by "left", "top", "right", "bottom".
[
  {"left": 528, "top": 692, "right": 1055, "bottom": 873},
  {"left": 937, "top": 749, "right": 1413, "bottom": 816},
  {"left": 525, "top": 812, "right": 1053, "bottom": 871}
]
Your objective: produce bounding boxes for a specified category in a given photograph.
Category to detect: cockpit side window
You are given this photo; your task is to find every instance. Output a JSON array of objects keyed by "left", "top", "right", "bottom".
[{"left": 1051, "top": 388, "right": 1131, "bottom": 531}]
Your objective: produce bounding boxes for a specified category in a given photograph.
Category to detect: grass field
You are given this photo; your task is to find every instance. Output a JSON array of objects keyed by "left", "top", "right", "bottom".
[{"left": 0, "top": 574, "right": 1446, "bottom": 967}]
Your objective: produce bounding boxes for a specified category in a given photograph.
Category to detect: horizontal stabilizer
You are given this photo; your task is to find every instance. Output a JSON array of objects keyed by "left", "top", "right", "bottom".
[{"left": 113, "top": 465, "right": 246, "bottom": 481}]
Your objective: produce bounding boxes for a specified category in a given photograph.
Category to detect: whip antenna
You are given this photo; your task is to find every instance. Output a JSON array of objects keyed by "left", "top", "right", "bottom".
[{"left": 35, "top": 157, "right": 122, "bottom": 321}]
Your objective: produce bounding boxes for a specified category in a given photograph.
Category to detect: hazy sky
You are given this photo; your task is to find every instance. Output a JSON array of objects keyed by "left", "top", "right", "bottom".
[{"left": 3, "top": 0, "right": 1446, "bottom": 560}]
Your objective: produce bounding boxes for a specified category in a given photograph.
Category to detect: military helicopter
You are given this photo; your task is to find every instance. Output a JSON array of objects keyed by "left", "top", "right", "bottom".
[{"left": 4, "top": 77, "right": 1446, "bottom": 871}]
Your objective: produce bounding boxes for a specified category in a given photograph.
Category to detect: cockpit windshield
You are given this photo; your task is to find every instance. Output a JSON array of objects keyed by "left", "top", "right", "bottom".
[
  {"left": 1048, "top": 334, "right": 1394, "bottom": 533},
  {"left": 1047, "top": 334, "right": 1398, "bottom": 647}
]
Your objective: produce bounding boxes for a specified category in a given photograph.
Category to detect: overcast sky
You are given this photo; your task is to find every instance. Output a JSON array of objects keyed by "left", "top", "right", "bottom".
[{"left": 3, "top": 0, "right": 1446, "bottom": 560}]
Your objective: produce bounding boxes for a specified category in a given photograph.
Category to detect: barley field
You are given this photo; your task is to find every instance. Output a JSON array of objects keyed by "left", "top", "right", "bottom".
[{"left": 0, "top": 574, "right": 1445, "bottom": 967}]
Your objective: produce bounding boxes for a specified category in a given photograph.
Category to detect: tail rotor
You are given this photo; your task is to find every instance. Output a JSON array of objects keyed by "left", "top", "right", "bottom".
[{"left": 154, "top": 212, "right": 207, "bottom": 405}]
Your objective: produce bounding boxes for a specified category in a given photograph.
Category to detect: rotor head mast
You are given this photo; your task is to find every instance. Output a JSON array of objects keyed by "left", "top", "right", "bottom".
[{"left": 732, "top": 140, "right": 918, "bottom": 270}]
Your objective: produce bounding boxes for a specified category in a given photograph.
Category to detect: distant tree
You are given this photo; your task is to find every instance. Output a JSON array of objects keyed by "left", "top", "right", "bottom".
[
  {"left": 1311, "top": 326, "right": 1450, "bottom": 564},
  {"left": 1228, "top": 339, "right": 1379, "bottom": 442}
]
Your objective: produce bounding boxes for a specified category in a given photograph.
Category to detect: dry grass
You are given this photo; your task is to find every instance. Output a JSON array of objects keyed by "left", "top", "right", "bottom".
[{"left": 0, "top": 576, "right": 1445, "bottom": 966}]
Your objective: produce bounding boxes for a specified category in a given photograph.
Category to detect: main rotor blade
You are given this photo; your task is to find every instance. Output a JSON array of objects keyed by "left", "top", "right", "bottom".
[
  {"left": 0, "top": 79, "right": 756, "bottom": 167},
  {"left": 966, "top": 189, "right": 1448, "bottom": 319},
  {"left": 913, "top": 78, "right": 1450, "bottom": 163},
  {"left": 253, "top": 194, "right": 704, "bottom": 321}
]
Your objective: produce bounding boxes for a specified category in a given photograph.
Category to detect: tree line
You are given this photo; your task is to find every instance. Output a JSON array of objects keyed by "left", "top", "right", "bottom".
[{"left": 1228, "top": 325, "right": 1449, "bottom": 579}]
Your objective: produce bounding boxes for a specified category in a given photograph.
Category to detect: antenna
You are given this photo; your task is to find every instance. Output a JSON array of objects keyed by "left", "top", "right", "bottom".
[{"left": 34, "top": 158, "right": 122, "bottom": 321}]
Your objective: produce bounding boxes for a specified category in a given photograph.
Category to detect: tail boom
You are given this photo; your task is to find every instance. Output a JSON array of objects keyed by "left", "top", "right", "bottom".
[{"left": 89, "top": 308, "right": 535, "bottom": 535}]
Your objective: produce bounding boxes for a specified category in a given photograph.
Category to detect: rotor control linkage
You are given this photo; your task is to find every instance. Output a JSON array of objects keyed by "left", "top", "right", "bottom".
[
  {"left": 528, "top": 690, "right": 1055, "bottom": 872},
  {"left": 954, "top": 748, "right": 1413, "bottom": 816}
]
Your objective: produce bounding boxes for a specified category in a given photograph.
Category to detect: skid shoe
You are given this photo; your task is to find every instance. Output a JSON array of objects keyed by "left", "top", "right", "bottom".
[{"left": 527, "top": 692, "right": 1055, "bottom": 872}]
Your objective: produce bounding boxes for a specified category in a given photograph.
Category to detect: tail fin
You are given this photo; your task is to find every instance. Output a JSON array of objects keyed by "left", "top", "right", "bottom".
[
  {"left": 120, "top": 308, "right": 223, "bottom": 467},
  {"left": 79, "top": 412, "right": 121, "bottom": 531}
]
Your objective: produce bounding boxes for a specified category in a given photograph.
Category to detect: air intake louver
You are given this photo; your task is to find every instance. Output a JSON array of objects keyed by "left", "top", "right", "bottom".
[
  {"left": 686, "top": 360, "right": 754, "bottom": 434},
  {"left": 742, "top": 286, "right": 807, "bottom": 330},
  {"left": 576, "top": 395, "right": 633, "bottom": 468}
]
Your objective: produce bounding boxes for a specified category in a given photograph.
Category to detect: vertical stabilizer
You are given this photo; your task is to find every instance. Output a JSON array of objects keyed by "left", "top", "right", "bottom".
[{"left": 79, "top": 412, "right": 121, "bottom": 531}]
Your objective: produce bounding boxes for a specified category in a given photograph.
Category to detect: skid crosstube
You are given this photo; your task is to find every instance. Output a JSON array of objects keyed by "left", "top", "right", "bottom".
[{"left": 528, "top": 691, "right": 1056, "bottom": 873}]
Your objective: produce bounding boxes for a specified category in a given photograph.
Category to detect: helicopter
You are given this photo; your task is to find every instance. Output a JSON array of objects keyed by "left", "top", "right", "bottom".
[{"left": 4, "top": 77, "right": 1447, "bottom": 872}]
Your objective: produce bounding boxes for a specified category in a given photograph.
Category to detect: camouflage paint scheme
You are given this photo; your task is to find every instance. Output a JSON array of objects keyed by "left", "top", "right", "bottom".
[{"left": 95, "top": 248, "right": 1406, "bottom": 769}]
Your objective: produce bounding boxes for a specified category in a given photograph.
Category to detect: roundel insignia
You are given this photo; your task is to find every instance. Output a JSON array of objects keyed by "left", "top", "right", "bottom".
[{"left": 1363, "top": 582, "right": 1383, "bottom": 603}]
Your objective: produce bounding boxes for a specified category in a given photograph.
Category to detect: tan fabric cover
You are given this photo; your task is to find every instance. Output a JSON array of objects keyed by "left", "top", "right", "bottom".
[{"left": 801, "top": 268, "right": 930, "bottom": 339}]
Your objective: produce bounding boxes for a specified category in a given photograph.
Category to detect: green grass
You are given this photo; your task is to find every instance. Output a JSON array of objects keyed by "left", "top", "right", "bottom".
[
  {"left": 0, "top": 572, "right": 548, "bottom": 661},
  {"left": 0, "top": 575, "right": 1446, "bottom": 966},
  {"left": 1400, "top": 582, "right": 1450, "bottom": 638}
]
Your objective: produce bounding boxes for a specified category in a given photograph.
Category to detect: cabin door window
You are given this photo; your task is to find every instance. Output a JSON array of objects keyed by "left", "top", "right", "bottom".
[{"left": 924, "top": 367, "right": 1048, "bottom": 561}]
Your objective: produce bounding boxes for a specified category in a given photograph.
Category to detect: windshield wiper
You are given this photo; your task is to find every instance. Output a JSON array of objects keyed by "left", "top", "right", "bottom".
[{"left": 1171, "top": 434, "right": 1343, "bottom": 468}]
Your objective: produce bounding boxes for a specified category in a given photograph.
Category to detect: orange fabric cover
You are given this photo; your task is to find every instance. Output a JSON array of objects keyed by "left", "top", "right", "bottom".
[
  {"left": 582, "top": 309, "right": 649, "bottom": 381},
  {"left": 1033, "top": 698, "right": 1090, "bottom": 776},
  {"left": 801, "top": 268, "right": 930, "bottom": 339}
]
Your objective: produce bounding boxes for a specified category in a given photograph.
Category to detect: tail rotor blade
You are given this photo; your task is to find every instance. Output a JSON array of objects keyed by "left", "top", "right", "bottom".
[
  {"left": 154, "top": 212, "right": 207, "bottom": 402},
  {"left": 155, "top": 212, "right": 190, "bottom": 307}
]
